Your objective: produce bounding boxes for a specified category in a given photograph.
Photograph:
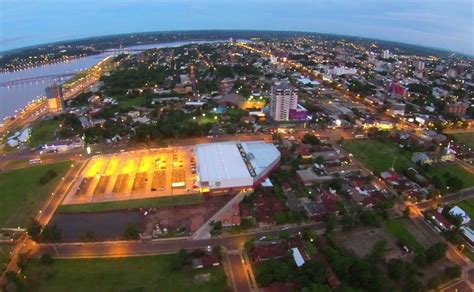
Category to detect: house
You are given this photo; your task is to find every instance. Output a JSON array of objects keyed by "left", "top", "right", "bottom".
[
  {"left": 429, "top": 209, "right": 454, "bottom": 231},
  {"left": 252, "top": 243, "right": 287, "bottom": 262},
  {"left": 215, "top": 201, "right": 241, "bottom": 227},
  {"left": 192, "top": 255, "right": 220, "bottom": 269},
  {"left": 302, "top": 200, "right": 327, "bottom": 220},
  {"left": 296, "top": 144, "right": 312, "bottom": 159},
  {"left": 412, "top": 152, "right": 433, "bottom": 165}
]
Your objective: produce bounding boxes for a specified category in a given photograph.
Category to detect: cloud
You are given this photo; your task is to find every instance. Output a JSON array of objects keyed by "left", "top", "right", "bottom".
[{"left": 0, "top": 0, "right": 472, "bottom": 54}]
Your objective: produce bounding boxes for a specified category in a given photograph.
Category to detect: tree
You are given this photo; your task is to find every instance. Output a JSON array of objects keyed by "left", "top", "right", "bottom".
[
  {"left": 274, "top": 211, "right": 288, "bottom": 225},
  {"left": 340, "top": 214, "right": 355, "bottom": 231},
  {"left": 324, "top": 213, "right": 337, "bottom": 235},
  {"left": 426, "top": 243, "right": 447, "bottom": 263},
  {"left": 387, "top": 258, "right": 405, "bottom": 280},
  {"left": 39, "top": 169, "right": 58, "bottom": 185},
  {"left": 414, "top": 252, "right": 427, "bottom": 268},
  {"left": 172, "top": 249, "right": 190, "bottom": 271},
  {"left": 358, "top": 210, "right": 380, "bottom": 227},
  {"left": 302, "top": 134, "right": 320, "bottom": 145},
  {"left": 444, "top": 265, "right": 462, "bottom": 279},
  {"left": 41, "top": 225, "right": 62, "bottom": 242},
  {"left": 27, "top": 218, "right": 43, "bottom": 242},
  {"left": 40, "top": 253, "right": 53, "bottom": 265},
  {"left": 123, "top": 223, "right": 140, "bottom": 240}
]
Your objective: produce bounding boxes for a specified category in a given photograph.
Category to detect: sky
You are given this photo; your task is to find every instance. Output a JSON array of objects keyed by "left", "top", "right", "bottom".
[{"left": 0, "top": 0, "right": 473, "bottom": 55}]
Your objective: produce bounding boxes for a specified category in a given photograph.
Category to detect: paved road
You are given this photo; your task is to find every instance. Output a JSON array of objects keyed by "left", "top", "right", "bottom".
[
  {"left": 226, "top": 251, "right": 254, "bottom": 292},
  {"left": 34, "top": 222, "right": 326, "bottom": 258},
  {"left": 415, "top": 187, "right": 474, "bottom": 210}
]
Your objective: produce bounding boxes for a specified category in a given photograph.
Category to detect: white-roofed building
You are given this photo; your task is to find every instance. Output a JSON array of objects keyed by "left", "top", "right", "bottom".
[
  {"left": 449, "top": 206, "right": 471, "bottom": 225},
  {"left": 291, "top": 247, "right": 305, "bottom": 267},
  {"left": 195, "top": 141, "right": 280, "bottom": 193}
]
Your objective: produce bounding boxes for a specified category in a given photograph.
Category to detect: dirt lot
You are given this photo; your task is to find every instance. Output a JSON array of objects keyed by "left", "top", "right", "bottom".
[
  {"left": 142, "top": 194, "right": 231, "bottom": 237},
  {"left": 50, "top": 194, "right": 231, "bottom": 241},
  {"left": 335, "top": 227, "right": 406, "bottom": 260}
]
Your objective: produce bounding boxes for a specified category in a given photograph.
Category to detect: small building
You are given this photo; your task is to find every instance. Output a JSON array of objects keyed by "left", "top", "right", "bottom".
[
  {"left": 252, "top": 243, "right": 287, "bottom": 262},
  {"left": 291, "top": 247, "right": 305, "bottom": 267},
  {"left": 449, "top": 206, "right": 471, "bottom": 225},
  {"left": 192, "top": 255, "right": 220, "bottom": 269},
  {"left": 43, "top": 139, "right": 84, "bottom": 152},
  {"left": 429, "top": 210, "right": 454, "bottom": 231}
]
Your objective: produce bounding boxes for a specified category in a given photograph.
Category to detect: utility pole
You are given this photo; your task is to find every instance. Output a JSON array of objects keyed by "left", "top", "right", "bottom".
[{"left": 391, "top": 155, "right": 397, "bottom": 171}]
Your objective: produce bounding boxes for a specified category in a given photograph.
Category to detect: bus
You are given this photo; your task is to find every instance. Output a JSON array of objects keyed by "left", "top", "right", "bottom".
[{"left": 29, "top": 158, "right": 43, "bottom": 165}]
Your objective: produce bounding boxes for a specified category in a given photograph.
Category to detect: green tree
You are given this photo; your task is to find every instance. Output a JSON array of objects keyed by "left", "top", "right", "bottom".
[
  {"left": 27, "top": 218, "right": 42, "bottom": 242},
  {"left": 387, "top": 258, "right": 405, "bottom": 280},
  {"left": 172, "top": 249, "right": 190, "bottom": 271},
  {"left": 40, "top": 253, "right": 53, "bottom": 265},
  {"left": 41, "top": 224, "right": 62, "bottom": 242},
  {"left": 340, "top": 214, "right": 355, "bottom": 231},
  {"left": 123, "top": 223, "right": 140, "bottom": 240},
  {"left": 274, "top": 212, "right": 288, "bottom": 225},
  {"left": 325, "top": 213, "right": 337, "bottom": 235},
  {"left": 426, "top": 243, "right": 447, "bottom": 263}
]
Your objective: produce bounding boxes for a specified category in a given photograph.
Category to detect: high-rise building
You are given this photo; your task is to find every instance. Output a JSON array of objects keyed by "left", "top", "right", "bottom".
[
  {"left": 413, "top": 60, "right": 425, "bottom": 70},
  {"left": 270, "top": 80, "right": 298, "bottom": 121},
  {"left": 381, "top": 49, "right": 390, "bottom": 59},
  {"left": 45, "top": 83, "right": 65, "bottom": 112}
]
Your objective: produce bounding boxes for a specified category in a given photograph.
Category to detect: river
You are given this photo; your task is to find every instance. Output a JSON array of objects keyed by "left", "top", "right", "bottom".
[{"left": 0, "top": 40, "right": 229, "bottom": 119}]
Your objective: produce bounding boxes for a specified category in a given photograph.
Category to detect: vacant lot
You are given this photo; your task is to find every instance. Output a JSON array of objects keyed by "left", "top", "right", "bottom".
[
  {"left": 57, "top": 194, "right": 204, "bottom": 213},
  {"left": 342, "top": 139, "right": 412, "bottom": 174},
  {"left": 452, "top": 132, "right": 474, "bottom": 149},
  {"left": 385, "top": 218, "right": 424, "bottom": 253},
  {"left": 425, "top": 164, "right": 474, "bottom": 190},
  {"left": 335, "top": 227, "right": 403, "bottom": 259},
  {"left": 0, "top": 162, "right": 71, "bottom": 228},
  {"left": 29, "top": 119, "right": 60, "bottom": 147},
  {"left": 23, "top": 254, "right": 228, "bottom": 292}
]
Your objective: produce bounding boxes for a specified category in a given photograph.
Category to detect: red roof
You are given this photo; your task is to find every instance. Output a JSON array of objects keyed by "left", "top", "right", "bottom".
[
  {"left": 322, "top": 198, "right": 339, "bottom": 213},
  {"left": 430, "top": 211, "right": 454, "bottom": 230},
  {"left": 254, "top": 196, "right": 287, "bottom": 224},
  {"left": 297, "top": 144, "right": 312, "bottom": 156},
  {"left": 200, "top": 255, "right": 220, "bottom": 267},
  {"left": 253, "top": 243, "right": 287, "bottom": 262},
  {"left": 286, "top": 236, "right": 305, "bottom": 249}
]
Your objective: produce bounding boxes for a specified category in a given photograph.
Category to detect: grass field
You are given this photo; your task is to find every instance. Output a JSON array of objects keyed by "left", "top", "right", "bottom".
[
  {"left": 385, "top": 218, "right": 424, "bottom": 253},
  {"left": 457, "top": 199, "right": 474, "bottom": 225},
  {"left": 425, "top": 164, "right": 474, "bottom": 190},
  {"left": 0, "top": 161, "right": 71, "bottom": 228},
  {"left": 23, "top": 254, "right": 228, "bottom": 292},
  {"left": 57, "top": 194, "right": 204, "bottom": 213},
  {"left": 29, "top": 119, "right": 60, "bottom": 147},
  {"left": 342, "top": 139, "right": 413, "bottom": 174},
  {"left": 452, "top": 133, "right": 474, "bottom": 149}
]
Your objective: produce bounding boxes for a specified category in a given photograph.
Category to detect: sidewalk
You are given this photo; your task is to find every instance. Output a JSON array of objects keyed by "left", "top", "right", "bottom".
[{"left": 192, "top": 191, "right": 250, "bottom": 240}]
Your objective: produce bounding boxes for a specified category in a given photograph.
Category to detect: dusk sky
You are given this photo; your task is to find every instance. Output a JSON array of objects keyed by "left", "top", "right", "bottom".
[{"left": 1, "top": 0, "right": 473, "bottom": 55}]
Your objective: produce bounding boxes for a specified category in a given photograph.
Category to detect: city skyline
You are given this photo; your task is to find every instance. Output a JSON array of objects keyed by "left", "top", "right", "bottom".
[{"left": 1, "top": 0, "right": 472, "bottom": 55}]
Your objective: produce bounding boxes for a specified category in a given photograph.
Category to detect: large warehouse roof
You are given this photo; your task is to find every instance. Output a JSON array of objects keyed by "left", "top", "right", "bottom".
[{"left": 195, "top": 141, "right": 280, "bottom": 190}]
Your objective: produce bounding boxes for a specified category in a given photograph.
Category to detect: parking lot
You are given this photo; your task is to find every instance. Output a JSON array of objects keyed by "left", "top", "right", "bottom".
[{"left": 62, "top": 147, "right": 199, "bottom": 205}]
